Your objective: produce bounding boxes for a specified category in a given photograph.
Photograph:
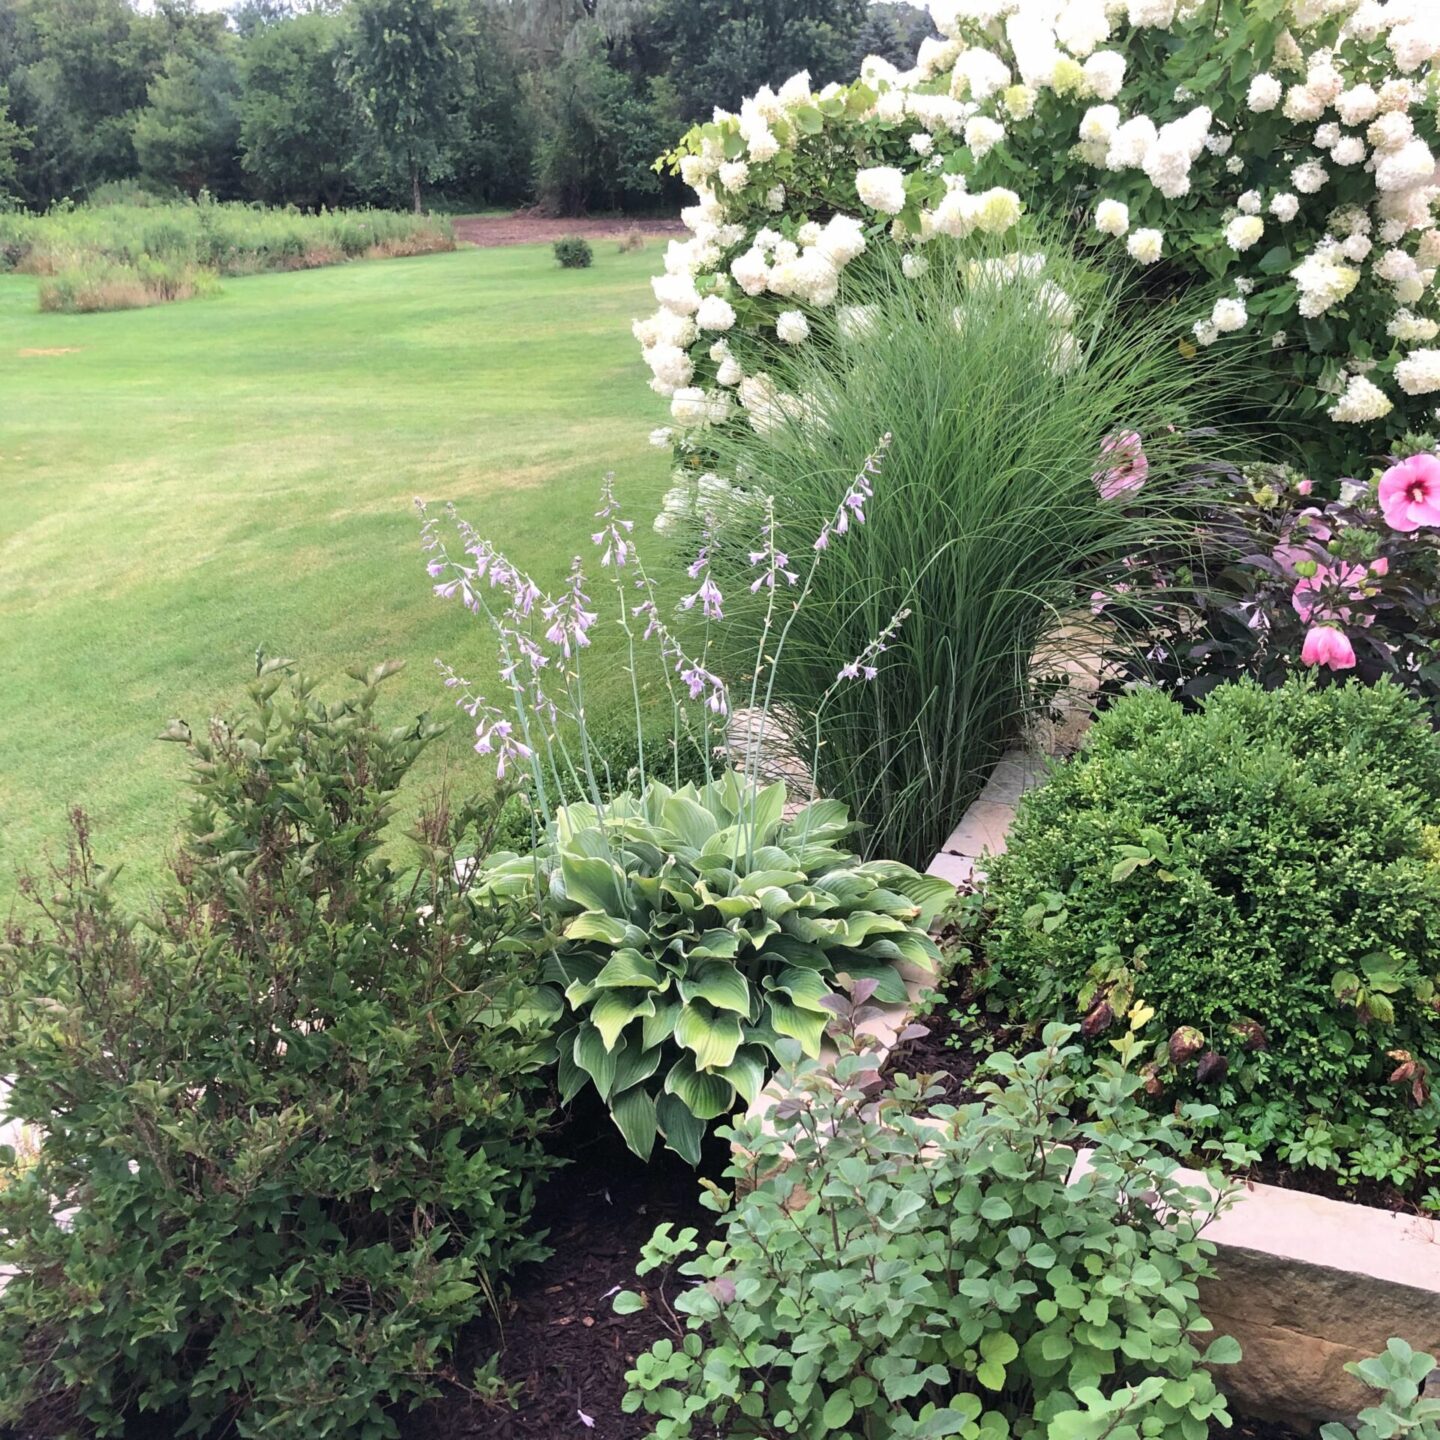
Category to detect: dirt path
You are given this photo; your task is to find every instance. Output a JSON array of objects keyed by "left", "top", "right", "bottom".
[{"left": 452, "top": 213, "right": 685, "bottom": 248}]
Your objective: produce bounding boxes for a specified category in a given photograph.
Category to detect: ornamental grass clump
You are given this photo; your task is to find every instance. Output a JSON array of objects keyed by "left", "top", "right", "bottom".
[
  {"left": 674, "top": 237, "right": 1241, "bottom": 867},
  {"left": 984, "top": 676, "right": 1440, "bottom": 1196},
  {"left": 0, "top": 660, "right": 558, "bottom": 1438},
  {"left": 615, "top": 1023, "right": 1246, "bottom": 1440},
  {"left": 419, "top": 448, "right": 951, "bottom": 1163}
]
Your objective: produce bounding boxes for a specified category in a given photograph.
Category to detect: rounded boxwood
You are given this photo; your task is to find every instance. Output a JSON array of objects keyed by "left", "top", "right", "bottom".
[{"left": 984, "top": 677, "right": 1440, "bottom": 1189}]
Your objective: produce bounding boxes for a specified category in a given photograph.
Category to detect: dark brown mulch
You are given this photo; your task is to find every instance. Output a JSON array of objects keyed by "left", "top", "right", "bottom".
[
  {"left": 397, "top": 1102, "right": 721, "bottom": 1440},
  {"left": 452, "top": 213, "right": 685, "bottom": 248},
  {"left": 1240, "top": 1156, "right": 1415, "bottom": 1215}
]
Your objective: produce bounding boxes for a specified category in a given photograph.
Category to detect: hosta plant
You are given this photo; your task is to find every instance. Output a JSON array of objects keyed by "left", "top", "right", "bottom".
[
  {"left": 614, "top": 1023, "right": 1247, "bottom": 1440},
  {"left": 478, "top": 772, "right": 951, "bottom": 1162}
]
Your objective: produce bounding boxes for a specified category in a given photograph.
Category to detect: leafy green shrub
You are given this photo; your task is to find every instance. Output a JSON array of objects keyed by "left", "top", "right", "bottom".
[
  {"left": 1322, "top": 1341, "right": 1440, "bottom": 1440},
  {"left": 615, "top": 1022, "right": 1244, "bottom": 1440},
  {"left": 553, "top": 234, "right": 593, "bottom": 269},
  {"left": 985, "top": 677, "right": 1440, "bottom": 1192},
  {"left": 0, "top": 660, "right": 558, "bottom": 1438},
  {"left": 477, "top": 775, "right": 951, "bottom": 1163}
]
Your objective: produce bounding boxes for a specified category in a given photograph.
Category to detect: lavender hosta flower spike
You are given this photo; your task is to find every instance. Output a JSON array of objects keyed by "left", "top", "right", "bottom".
[
  {"left": 815, "top": 432, "right": 893, "bottom": 552},
  {"left": 592, "top": 473, "right": 635, "bottom": 568},
  {"left": 836, "top": 607, "right": 911, "bottom": 684}
]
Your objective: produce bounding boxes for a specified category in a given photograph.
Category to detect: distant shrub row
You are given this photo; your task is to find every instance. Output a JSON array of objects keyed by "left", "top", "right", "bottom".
[{"left": 0, "top": 199, "right": 455, "bottom": 313}]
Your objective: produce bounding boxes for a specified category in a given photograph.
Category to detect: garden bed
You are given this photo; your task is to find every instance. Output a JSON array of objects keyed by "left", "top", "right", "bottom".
[{"left": 398, "top": 1107, "right": 720, "bottom": 1440}]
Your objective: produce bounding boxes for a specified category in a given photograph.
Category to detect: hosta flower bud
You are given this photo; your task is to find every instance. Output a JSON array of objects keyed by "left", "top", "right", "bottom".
[{"left": 1168, "top": 1026, "right": 1205, "bottom": 1065}]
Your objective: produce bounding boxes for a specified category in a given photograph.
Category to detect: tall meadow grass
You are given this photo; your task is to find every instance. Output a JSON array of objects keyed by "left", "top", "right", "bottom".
[
  {"left": 696, "top": 237, "right": 1252, "bottom": 867},
  {"left": 0, "top": 199, "right": 455, "bottom": 312}
]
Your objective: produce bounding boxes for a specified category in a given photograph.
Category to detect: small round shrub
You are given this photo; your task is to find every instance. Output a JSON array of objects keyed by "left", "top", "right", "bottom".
[
  {"left": 553, "top": 234, "right": 593, "bottom": 269},
  {"left": 984, "top": 676, "right": 1440, "bottom": 1187}
]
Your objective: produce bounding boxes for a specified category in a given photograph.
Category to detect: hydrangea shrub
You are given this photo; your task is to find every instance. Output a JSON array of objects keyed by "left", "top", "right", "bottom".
[{"left": 636, "top": 0, "right": 1440, "bottom": 475}]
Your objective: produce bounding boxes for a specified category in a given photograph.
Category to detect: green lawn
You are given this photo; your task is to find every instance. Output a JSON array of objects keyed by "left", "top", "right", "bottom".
[{"left": 0, "top": 244, "right": 672, "bottom": 908}]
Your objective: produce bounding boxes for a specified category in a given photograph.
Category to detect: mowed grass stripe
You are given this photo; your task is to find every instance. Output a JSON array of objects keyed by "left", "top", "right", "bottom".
[{"left": 0, "top": 244, "right": 671, "bottom": 904}]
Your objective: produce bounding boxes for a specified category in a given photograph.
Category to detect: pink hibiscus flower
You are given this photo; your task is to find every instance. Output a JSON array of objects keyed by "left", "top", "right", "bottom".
[
  {"left": 1094, "top": 431, "right": 1148, "bottom": 500},
  {"left": 1378, "top": 453, "right": 1440, "bottom": 532},
  {"left": 1300, "top": 624, "right": 1356, "bottom": 671}
]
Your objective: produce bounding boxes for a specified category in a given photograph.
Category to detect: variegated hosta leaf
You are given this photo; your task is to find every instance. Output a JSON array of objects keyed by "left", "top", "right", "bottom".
[
  {"left": 674, "top": 1000, "right": 744, "bottom": 1071},
  {"left": 482, "top": 773, "right": 947, "bottom": 1162},
  {"left": 656, "top": 1092, "right": 704, "bottom": 1167},
  {"left": 677, "top": 962, "right": 751, "bottom": 1015},
  {"left": 590, "top": 989, "right": 656, "bottom": 1052},
  {"left": 611, "top": 1085, "right": 657, "bottom": 1162},
  {"left": 665, "top": 1054, "right": 737, "bottom": 1120}
]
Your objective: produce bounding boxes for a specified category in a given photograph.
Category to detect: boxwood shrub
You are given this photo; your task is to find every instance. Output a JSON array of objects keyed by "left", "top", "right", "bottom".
[{"left": 984, "top": 677, "right": 1440, "bottom": 1194}]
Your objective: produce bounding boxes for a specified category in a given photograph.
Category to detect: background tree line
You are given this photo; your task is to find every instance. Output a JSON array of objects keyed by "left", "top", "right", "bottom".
[{"left": 0, "top": 0, "right": 931, "bottom": 214}]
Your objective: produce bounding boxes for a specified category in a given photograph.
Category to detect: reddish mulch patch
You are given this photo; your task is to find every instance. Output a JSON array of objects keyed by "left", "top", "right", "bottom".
[
  {"left": 397, "top": 1104, "right": 721, "bottom": 1440},
  {"left": 452, "top": 213, "right": 685, "bottom": 248}
]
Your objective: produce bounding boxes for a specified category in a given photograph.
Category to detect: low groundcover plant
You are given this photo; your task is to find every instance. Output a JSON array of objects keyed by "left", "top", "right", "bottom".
[{"left": 614, "top": 1022, "right": 1246, "bottom": 1440}]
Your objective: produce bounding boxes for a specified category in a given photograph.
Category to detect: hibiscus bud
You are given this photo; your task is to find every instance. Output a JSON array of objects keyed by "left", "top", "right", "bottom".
[
  {"left": 1195, "top": 1051, "right": 1229, "bottom": 1086},
  {"left": 1229, "top": 1019, "right": 1268, "bottom": 1053},
  {"left": 1082, "top": 1000, "right": 1115, "bottom": 1038},
  {"left": 1169, "top": 1026, "right": 1205, "bottom": 1065},
  {"left": 1142, "top": 1063, "right": 1164, "bottom": 1098}
]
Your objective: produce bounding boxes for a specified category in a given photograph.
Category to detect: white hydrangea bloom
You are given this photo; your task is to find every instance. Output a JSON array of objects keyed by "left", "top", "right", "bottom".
[
  {"left": 1292, "top": 253, "right": 1360, "bottom": 316},
  {"left": 818, "top": 214, "right": 868, "bottom": 266},
  {"left": 730, "top": 249, "right": 770, "bottom": 297},
  {"left": 1389, "top": 308, "right": 1440, "bottom": 342},
  {"left": 1193, "top": 318, "right": 1220, "bottom": 347},
  {"left": 646, "top": 343, "right": 693, "bottom": 393},
  {"left": 1057, "top": 0, "right": 1111, "bottom": 56},
  {"left": 775, "top": 310, "right": 810, "bottom": 344},
  {"left": 911, "top": 131, "right": 935, "bottom": 156},
  {"left": 1341, "top": 233, "right": 1374, "bottom": 262},
  {"left": 1331, "top": 135, "right": 1367, "bottom": 166},
  {"left": 718, "top": 161, "right": 750, "bottom": 194},
  {"left": 1082, "top": 52, "right": 1126, "bottom": 100},
  {"left": 1212, "top": 296, "right": 1248, "bottom": 331},
  {"left": 1291, "top": 159, "right": 1329, "bottom": 193},
  {"left": 902, "top": 253, "right": 930, "bottom": 279},
  {"left": 837, "top": 305, "right": 880, "bottom": 340},
  {"left": 1270, "top": 192, "right": 1301, "bottom": 221},
  {"left": 1238, "top": 190, "right": 1262, "bottom": 215},
  {"left": 1327, "top": 373, "right": 1393, "bottom": 421},
  {"left": 1128, "top": 0, "right": 1178, "bottom": 25},
  {"left": 856, "top": 165, "right": 908, "bottom": 215},
  {"left": 1107, "top": 115, "right": 1158, "bottom": 170},
  {"left": 1283, "top": 85, "right": 1325, "bottom": 122},
  {"left": 1127, "top": 227, "right": 1164, "bottom": 264},
  {"left": 670, "top": 386, "right": 711, "bottom": 426},
  {"left": 653, "top": 273, "right": 702, "bottom": 315},
  {"left": 1226, "top": 215, "right": 1265, "bottom": 251},
  {"left": 965, "top": 116, "right": 1006, "bottom": 158},
  {"left": 696, "top": 295, "right": 736, "bottom": 332},
  {"left": 1080, "top": 105, "right": 1121, "bottom": 144},
  {"left": 1095, "top": 198, "right": 1130, "bottom": 235},
  {"left": 1336, "top": 83, "right": 1380, "bottom": 125},
  {"left": 952, "top": 48, "right": 1011, "bottom": 101},
  {"left": 1375, "top": 138, "right": 1435, "bottom": 191},
  {"left": 1247, "top": 72, "right": 1283, "bottom": 112}
]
